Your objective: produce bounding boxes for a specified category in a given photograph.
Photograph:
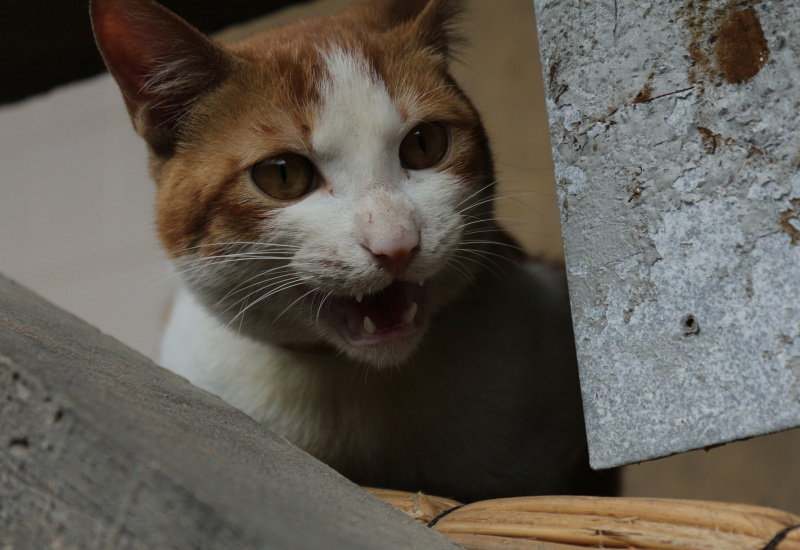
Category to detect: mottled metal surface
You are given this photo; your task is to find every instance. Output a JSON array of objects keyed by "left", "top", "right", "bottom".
[{"left": 534, "top": 0, "right": 800, "bottom": 468}]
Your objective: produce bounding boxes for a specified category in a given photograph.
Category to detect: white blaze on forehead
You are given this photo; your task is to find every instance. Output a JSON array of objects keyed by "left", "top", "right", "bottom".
[{"left": 312, "top": 47, "right": 404, "bottom": 184}]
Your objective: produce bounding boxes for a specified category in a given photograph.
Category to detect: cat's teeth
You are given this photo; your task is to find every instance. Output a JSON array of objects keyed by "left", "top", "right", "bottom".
[
  {"left": 356, "top": 293, "right": 363, "bottom": 303},
  {"left": 363, "top": 316, "right": 377, "bottom": 334},
  {"left": 401, "top": 302, "right": 418, "bottom": 325},
  {"left": 418, "top": 279, "right": 425, "bottom": 287}
]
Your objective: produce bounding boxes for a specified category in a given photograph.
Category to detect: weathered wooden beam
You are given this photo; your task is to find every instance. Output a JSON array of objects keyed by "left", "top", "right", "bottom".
[{"left": 0, "top": 274, "right": 457, "bottom": 549}]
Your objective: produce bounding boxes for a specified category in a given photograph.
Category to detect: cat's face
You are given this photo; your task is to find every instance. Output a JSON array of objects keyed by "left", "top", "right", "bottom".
[{"left": 93, "top": 0, "right": 496, "bottom": 366}]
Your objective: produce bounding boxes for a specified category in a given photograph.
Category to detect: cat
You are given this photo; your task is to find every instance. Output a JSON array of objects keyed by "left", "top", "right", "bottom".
[{"left": 91, "top": 0, "right": 616, "bottom": 502}]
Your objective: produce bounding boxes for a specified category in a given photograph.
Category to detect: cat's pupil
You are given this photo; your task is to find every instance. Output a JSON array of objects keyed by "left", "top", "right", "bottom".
[
  {"left": 417, "top": 132, "right": 428, "bottom": 154},
  {"left": 279, "top": 162, "right": 288, "bottom": 185}
]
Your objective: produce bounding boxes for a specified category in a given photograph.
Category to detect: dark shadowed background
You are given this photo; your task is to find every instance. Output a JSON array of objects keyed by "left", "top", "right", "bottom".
[{"left": 0, "top": 1, "right": 309, "bottom": 105}]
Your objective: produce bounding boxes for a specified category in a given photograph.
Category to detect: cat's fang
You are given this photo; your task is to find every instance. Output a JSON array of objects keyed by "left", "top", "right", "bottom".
[
  {"left": 356, "top": 293, "right": 363, "bottom": 303},
  {"left": 363, "top": 316, "right": 377, "bottom": 334},
  {"left": 401, "top": 302, "right": 418, "bottom": 325}
]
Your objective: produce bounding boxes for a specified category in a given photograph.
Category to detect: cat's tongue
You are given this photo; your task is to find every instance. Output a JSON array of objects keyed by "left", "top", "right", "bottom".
[{"left": 345, "top": 280, "right": 424, "bottom": 342}]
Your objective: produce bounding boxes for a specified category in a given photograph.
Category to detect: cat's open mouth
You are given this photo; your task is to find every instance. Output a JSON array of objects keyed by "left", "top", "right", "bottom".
[{"left": 330, "top": 280, "right": 425, "bottom": 345}]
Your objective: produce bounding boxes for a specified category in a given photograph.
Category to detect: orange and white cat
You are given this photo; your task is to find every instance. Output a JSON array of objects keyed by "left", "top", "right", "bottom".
[{"left": 92, "top": 0, "right": 615, "bottom": 501}]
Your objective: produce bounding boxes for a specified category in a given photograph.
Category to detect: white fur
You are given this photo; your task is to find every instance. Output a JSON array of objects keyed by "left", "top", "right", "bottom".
[
  {"left": 161, "top": 48, "right": 600, "bottom": 500},
  {"left": 281, "top": 46, "right": 467, "bottom": 295}
]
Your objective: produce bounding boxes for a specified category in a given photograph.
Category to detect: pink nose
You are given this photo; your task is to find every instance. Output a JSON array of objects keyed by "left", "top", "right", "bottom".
[{"left": 364, "top": 231, "right": 420, "bottom": 277}]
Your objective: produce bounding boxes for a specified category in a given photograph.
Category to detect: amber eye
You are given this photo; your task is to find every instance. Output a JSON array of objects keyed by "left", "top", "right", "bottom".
[
  {"left": 399, "top": 122, "right": 449, "bottom": 170},
  {"left": 250, "top": 153, "right": 316, "bottom": 200}
]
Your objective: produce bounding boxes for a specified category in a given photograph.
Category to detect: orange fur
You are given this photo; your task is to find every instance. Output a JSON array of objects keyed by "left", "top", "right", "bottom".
[{"left": 93, "top": 0, "right": 492, "bottom": 260}]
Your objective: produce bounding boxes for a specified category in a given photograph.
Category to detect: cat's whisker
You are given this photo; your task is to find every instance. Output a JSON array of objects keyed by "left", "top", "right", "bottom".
[
  {"left": 460, "top": 226, "right": 528, "bottom": 238},
  {"left": 456, "top": 190, "right": 540, "bottom": 217},
  {"left": 228, "top": 276, "right": 304, "bottom": 334},
  {"left": 227, "top": 279, "right": 307, "bottom": 329},
  {"left": 442, "top": 256, "right": 478, "bottom": 289},
  {"left": 401, "top": 84, "right": 456, "bottom": 123},
  {"left": 459, "top": 216, "right": 555, "bottom": 244},
  {"left": 174, "top": 259, "right": 290, "bottom": 280},
  {"left": 494, "top": 187, "right": 557, "bottom": 198},
  {"left": 133, "top": 254, "right": 286, "bottom": 296},
  {"left": 404, "top": 100, "right": 446, "bottom": 126},
  {"left": 173, "top": 250, "right": 294, "bottom": 272},
  {"left": 131, "top": 248, "right": 297, "bottom": 299},
  {"left": 218, "top": 272, "right": 300, "bottom": 315},
  {"left": 173, "top": 240, "right": 301, "bottom": 256},
  {"left": 457, "top": 215, "right": 536, "bottom": 232},
  {"left": 176, "top": 249, "right": 297, "bottom": 264},
  {"left": 461, "top": 239, "right": 527, "bottom": 253},
  {"left": 458, "top": 245, "right": 516, "bottom": 267},
  {"left": 170, "top": 258, "right": 292, "bottom": 286},
  {"left": 458, "top": 247, "right": 524, "bottom": 273},
  {"left": 217, "top": 265, "right": 294, "bottom": 298},
  {"left": 453, "top": 178, "right": 504, "bottom": 211},
  {"left": 453, "top": 250, "right": 506, "bottom": 281},
  {"left": 270, "top": 287, "right": 320, "bottom": 327},
  {"left": 236, "top": 295, "right": 250, "bottom": 336},
  {"left": 220, "top": 270, "right": 297, "bottom": 302},
  {"left": 127, "top": 266, "right": 189, "bottom": 297},
  {"left": 461, "top": 214, "right": 544, "bottom": 228},
  {"left": 315, "top": 291, "right": 334, "bottom": 327}
]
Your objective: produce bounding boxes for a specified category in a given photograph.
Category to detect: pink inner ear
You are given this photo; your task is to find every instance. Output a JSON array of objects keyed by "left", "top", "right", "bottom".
[
  {"left": 92, "top": 0, "right": 219, "bottom": 102},
  {"left": 93, "top": 4, "right": 153, "bottom": 101},
  {"left": 91, "top": 0, "right": 230, "bottom": 155}
]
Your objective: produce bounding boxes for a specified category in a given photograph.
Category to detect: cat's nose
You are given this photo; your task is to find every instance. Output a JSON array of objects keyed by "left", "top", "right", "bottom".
[{"left": 364, "top": 231, "right": 420, "bottom": 278}]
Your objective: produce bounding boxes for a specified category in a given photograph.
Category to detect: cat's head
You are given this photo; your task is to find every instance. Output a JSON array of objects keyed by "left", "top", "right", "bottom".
[{"left": 92, "top": 0, "right": 499, "bottom": 367}]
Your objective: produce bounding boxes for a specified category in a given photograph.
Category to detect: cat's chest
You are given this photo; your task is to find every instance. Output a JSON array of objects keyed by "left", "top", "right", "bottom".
[
  {"left": 161, "top": 288, "right": 422, "bottom": 450},
  {"left": 161, "top": 284, "right": 515, "bottom": 457}
]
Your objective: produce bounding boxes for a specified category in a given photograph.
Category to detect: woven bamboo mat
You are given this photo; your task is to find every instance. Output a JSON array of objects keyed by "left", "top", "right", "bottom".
[{"left": 366, "top": 488, "right": 800, "bottom": 549}]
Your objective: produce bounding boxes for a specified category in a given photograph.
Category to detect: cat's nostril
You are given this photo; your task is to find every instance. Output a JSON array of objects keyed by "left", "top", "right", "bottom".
[
  {"left": 364, "top": 232, "right": 420, "bottom": 277},
  {"left": 372, "top": 246, "right": 419, "bottom": 277}
]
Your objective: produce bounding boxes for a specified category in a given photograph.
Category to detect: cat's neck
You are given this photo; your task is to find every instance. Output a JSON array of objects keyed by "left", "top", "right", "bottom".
[{"left": 277, "top": 341, "right": 337, "bottom": 354}]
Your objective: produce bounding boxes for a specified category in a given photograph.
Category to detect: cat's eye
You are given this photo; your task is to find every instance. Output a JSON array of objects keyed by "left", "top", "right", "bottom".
[
  {"left": 399, "top": 122, "right": 449, "bottom": 170},
  {"left": 250, "top": 153, "right": 316, "bottom": 201}
]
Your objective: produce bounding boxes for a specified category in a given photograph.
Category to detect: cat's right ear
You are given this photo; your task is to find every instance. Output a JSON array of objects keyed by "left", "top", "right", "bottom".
[{"left": 91, "top": 0, "right": 233, "bottom": 157}]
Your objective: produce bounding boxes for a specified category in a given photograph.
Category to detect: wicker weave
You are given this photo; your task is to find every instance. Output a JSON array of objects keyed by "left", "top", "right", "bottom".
[{"left": 366, "top": 488, "right": 800, "bottom": 549}]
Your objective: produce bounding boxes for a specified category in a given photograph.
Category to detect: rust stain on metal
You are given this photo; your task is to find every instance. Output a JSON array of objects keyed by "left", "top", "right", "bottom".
[
  {"left": 714, "top": 8, "right": 770, "bottom": 83},
  {"left": 682, "top": 1, "right": 769, "bottom": 85},
  {"left": 779, "top": 198, "right": 800, "bottom": 245},
  {"left": 682, "top": 0, "right": 714, "bottom": 85},
  {"left": 697, "top": 126, "right": 720, "bottom": 154},
  {"left": 632, "top": 71, "right": 655, "bottom": 104}
]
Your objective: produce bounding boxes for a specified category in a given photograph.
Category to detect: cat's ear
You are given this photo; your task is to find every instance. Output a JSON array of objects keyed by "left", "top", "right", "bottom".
[
  {"left": 352, "top": 0, "right": 464, "bottom": 60},
  {"left": 91, "top": 0, "right": 234, "bottom": 156}
]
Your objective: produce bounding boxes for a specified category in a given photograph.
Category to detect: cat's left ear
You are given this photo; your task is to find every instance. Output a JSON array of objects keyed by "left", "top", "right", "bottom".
[
  {"left": 352, "top": 0, "right": 464, "bottom": 60},
  {"left": 91, "top": 0, "right": 235, "bottom": 157}
]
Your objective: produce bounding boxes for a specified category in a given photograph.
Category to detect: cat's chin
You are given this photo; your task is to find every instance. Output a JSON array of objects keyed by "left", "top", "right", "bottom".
[{"left": 326, "top": 279, "right": 427, "bottom": 367}]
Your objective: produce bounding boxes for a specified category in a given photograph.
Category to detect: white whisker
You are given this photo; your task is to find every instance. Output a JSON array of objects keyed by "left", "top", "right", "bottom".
[
  {"left": 271, "top": 287, "right": 319, "bottom": 326},
  {"left": 227, "top": 279, "right": 307, "bottom": 329}
]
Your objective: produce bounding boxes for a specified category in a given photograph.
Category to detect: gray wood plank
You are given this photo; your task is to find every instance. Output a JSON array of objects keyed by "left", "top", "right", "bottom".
[{"left": 0, "top": 274, "right": 457, "bottom": 549}]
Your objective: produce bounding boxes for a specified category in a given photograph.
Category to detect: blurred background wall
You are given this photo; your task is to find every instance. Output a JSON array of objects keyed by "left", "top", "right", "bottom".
[{"left": 1, "top": 0, "right": 797, "bottom": 514}]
